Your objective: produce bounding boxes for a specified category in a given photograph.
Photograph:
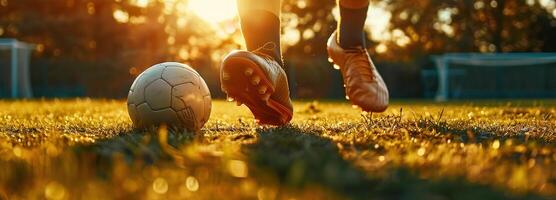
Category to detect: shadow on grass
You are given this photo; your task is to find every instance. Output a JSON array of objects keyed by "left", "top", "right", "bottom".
[
  {"left": 245, "top": 126, "right": 544, "bottom": 200},
  {"left": 0, "top": 127, "right": 547, "bottom": 199}
]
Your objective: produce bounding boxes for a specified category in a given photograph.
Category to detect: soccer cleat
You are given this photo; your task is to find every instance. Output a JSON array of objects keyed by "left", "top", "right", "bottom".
[
  {"left": 251, "top": 76, "right": 261, "bottom": 85},
  {"left": 220, "top": 42, "right": 293, "bottom": 125},
  {"left": 327, "top": 31, "right": 389, "bottom": 112}
]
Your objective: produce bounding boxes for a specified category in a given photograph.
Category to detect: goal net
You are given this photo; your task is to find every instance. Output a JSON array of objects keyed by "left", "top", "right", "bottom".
[
  {"left": 433, "top": 53, "right": 556, "bottom": 100},
  {"left": 0, "top": 39, "right": 34, "bottom": 98}
]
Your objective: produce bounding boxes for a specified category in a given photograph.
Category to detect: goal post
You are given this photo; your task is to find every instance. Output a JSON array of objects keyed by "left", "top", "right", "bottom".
[
  {"left": 0, "top": 39, "right": 34, "bottom": 98},
  {"left": 433, "top": 53, "right": 556, "bottom": 101}
]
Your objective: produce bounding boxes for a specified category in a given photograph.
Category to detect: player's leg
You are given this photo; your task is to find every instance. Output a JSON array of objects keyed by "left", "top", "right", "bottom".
[
  {"left": 337, "top": 0, "right": 369, "bottom": 49},
  {"left": 220, "top": 0, "right": 293, "bottom": 126},
  {"left": 327, "top": 0, "right": 389, "bottom": 112},
  {"left": 237, "top": 0, "right": 283, "bottom": 66}
]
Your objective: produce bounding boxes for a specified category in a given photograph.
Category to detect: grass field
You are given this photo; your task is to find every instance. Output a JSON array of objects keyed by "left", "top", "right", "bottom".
[{"left": 0, "top": 99, "right": 555, "bottom": 200}]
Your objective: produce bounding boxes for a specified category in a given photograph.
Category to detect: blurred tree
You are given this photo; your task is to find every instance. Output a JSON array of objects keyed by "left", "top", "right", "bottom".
[
  {"left": 0, "top": 0, "right": 154, "bottom": 96},
  {"left": 385, "top": 0, "right": 556, "bottom": 59},
  {"left": 0, "top": 0, "right": 237, "bottom": 97},
  {"left": 281, "top": 0, "right": 341, "bottom": 98},
  {"left": 1, "top": 0, "right": 555, "bottom": 98}
]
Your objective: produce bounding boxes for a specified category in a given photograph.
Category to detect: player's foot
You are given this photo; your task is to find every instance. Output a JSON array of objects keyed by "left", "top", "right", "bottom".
[
  {"left": 327, "top": 31, "right": 389, "bottom": 112},
  {"left": 220, "top": 42, "right": 293, "bottom": 125}
]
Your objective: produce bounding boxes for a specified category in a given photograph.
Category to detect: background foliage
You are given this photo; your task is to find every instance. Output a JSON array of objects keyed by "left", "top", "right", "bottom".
[{"left": 0, "top": 0, "right": 555, "bottom": 98}]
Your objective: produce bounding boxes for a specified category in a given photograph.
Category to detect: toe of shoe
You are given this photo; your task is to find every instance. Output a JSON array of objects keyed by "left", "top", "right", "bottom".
[{"left": 350, "top": 83, "right": 389, "bottom": 112}]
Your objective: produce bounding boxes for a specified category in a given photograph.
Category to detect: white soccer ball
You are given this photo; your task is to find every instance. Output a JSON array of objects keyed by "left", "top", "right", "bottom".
[{"left": 127, "top": 62, "right": 212, "bottom": 132}]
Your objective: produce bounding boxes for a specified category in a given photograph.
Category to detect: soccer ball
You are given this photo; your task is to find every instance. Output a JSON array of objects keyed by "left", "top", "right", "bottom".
[{"left": 127, "top": 62, "right": 212, "bottom": 132}]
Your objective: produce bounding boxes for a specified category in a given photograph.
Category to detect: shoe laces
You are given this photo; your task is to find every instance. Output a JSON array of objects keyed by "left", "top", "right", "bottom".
[
  {"left": 252, "top": 42, "right": 282, "bottom": 66},
  {"left": 343, "top": 47, "right": 374, "bottom": 80}
]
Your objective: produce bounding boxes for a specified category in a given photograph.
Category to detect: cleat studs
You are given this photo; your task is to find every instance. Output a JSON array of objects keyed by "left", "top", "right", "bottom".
[
  {"left": 251, "top": 76, "right": 261, "bottom": 85},
  {"left": 258, "top": 86, "right": 267, "bottom": 94},
  {"left": 328, "top": 57, "right": 334, "bottom": 63},
  {"left": 244, "top": 68, "right": 254, "bottom": 76},
  {"left": 227, "top": 97, "right": 234, "bottom": 102},
  {"left": 333, "top": 64, "right": 340, "bottom": 70},
  {"left": 345, "top": 95, "right": 350, "bottom": 100}
]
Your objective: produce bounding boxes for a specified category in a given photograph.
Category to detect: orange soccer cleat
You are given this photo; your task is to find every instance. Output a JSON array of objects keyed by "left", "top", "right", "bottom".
[
  {"left": 327, "top": 31, "right": 389, "bottom": 112},
  {"left": 220, "top": 43, "right": 293, "bottom": 125}
]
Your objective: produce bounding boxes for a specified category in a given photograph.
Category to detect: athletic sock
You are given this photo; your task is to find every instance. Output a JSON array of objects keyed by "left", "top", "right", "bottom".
[
  {"left": 338, "top": 5, "right": 368, "bottom": 49},
  {"left": 239, "top": 10, "right": 283, "bottom": 67}
]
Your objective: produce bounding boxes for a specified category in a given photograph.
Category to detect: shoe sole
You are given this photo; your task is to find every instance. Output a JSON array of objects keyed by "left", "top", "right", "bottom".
[{"left": 221, "top": 56, "right": 293, "bottom": 126}]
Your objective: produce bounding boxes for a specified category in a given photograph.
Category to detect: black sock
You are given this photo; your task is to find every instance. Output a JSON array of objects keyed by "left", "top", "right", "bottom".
[
  {"left": 338, "top": 5, "right": 368, "bottom": 49},
  {"left": 239, "top": 10, "right": 283, "bottom": 66}
]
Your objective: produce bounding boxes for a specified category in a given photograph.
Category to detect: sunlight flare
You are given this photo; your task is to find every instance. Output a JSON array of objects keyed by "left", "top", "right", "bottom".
[{"left": 187, "top": 0, "right": 238, "bottom": 23}]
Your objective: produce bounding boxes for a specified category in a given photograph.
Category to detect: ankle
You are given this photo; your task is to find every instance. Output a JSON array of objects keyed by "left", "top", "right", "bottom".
[
  {"left": 253, "top": 43, "right": 284, "bottom": 67},
  {"left": 339, "top": 0, "right": 370, "bottom": 9},
  {"left": 338, "top": 32, "right": 365, "bottom": 49},
  {"left": 337, "top": 5, "right": 368, "bottom": 49}
]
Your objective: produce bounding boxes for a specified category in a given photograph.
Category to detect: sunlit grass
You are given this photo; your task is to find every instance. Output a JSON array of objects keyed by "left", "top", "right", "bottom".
[{"left": 0, "top": 99, "right": 555, "bottom": 199}]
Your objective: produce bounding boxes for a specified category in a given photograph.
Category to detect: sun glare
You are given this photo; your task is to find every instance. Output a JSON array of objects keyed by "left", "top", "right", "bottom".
[
  {"left": 187, "top": 0, "right": 238, "bottom": 23},
  {"left": 132, "top": 0, "right": 149, "bottom": 7},
  {"left": 130, "top": 0, "right": 237, "bottom": 23},
  {"left": 332, "top": 2, "right": 391, "bottom": 42}
]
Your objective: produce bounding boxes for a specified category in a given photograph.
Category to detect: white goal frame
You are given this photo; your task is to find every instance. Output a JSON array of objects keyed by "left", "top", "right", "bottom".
[
  {"left": 433, "top": 53, "right": 556, "bottom": 101},
  {"left": 0, "top": 39, "right": 34, "bottom": 98}
]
